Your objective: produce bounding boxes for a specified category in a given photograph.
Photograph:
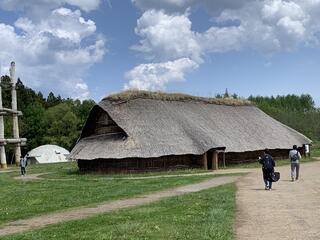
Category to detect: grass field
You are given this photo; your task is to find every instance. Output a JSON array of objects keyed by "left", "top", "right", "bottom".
[
  {"left": 0, "top": 162, "right": 234, "bottom": 225},
  {"left": 21, "top": 161, "right": 210, "bottom": 179},
  {"left": 1, "top": 145, "right": 319, "bottom": 239},
  {"left": 2, "top": 183, "right": 236, "bottom": 240}
]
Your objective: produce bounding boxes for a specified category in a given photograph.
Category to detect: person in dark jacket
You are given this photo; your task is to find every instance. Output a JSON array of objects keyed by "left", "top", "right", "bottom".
[
  {"left": 259, "top": 149, "right": 275, "bottom": 190},
  {"left": 20, "top": 154, "right": 28, "bottom": 176}
]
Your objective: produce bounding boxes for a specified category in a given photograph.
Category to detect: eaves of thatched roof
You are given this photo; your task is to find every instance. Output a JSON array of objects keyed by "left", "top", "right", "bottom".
[{"left": 70, "top": 91, "right": 312, "bottom": 160}]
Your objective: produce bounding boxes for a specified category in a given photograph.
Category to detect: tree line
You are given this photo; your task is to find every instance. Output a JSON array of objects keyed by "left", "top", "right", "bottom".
[
  {"left": 248, "top": 94, "right": 320, "bottom": 141},
  {"left": 0, "top": 76, "right": 95, "bottom": 162},
  {"left": 215, "top": 89, "right": 319, "bottom": 141}
]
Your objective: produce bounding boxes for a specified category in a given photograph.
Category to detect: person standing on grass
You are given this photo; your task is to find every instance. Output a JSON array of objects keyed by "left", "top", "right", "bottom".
[
  {"left": 20, "top": 154, "right": 28, "bottom": 176},
  {"left": 289, "top": 145, "right": 301, "bottom": 181},
  {"left": 259, "top": 149, "right": 275, "bottom": 190}
]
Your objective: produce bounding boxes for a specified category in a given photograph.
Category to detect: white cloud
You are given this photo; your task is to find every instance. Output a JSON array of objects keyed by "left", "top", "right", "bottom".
[
  {"left": 127, "top": 0, "right": 320, "bottom": 90},
  {"left": 133, "top": 10, "right": 202, "bottom": 62},
  {"left": 198, "top": 26, "right": 245, "bottom": 53},
  {"left": 125, "top": 8, "right": 246, "bottom": 90},
  {"left": 15, "top": 8, "right": 96, "bottom": 44},
  {"left": 132, "top": 0, "right": 251, "bottom": 15},
  {"left": 132, "top": 0, "right": 193, "bottom": 13},
  {"left": 124, "top": 58, "right": 198, "bottom": 90},
  {"left": 0, "top": 7, "right": 106, "bottom": 100},
  {"left": 262, "top": 0, "right": 305, "bottom": 21},
  {"left": 132, "top": 0, "right": 320, "bottom": 52},
  {"left": 0, "top": 0, "right": 101, "bottom": 12}
]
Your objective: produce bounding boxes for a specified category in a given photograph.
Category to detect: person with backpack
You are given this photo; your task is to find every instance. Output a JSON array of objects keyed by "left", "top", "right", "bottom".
[
  {"left": 259, "top": 149, "right": 275, "bottom": 190},
  {"left": 289, "top": 145, "right": 301, "bottom": 181},
  {"left": 20, "top": 154, "right": 28, "bottom": 176}
]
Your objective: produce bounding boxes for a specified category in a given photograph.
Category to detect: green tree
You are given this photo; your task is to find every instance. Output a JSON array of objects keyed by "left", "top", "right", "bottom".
[
  {"left": 22, "top": 103, "right": 46, "bottom": 152},
  {"left": 42, "top": 103, "right": 81, "bottom": 150},
  {"left": 46, "top": 92, "right": 62, "bottom": 108},
  {"left": 72, "top": 99, "right": 95, "bottom": 123},
  {"left": 249, "top": 94, "right": 320, "bottom": 140}
]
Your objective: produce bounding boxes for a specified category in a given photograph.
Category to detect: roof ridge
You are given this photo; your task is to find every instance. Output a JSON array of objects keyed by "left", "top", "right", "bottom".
[{"left": 103, "top": 90, "right": 253, "bottom": 106}]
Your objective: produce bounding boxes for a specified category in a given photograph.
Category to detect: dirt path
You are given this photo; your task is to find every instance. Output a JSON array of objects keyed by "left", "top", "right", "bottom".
[
  {"left": 236, "top": 161, "right": 320, "bottom": 240},
  {"left": 0, "top": 175, "right": 238, "bottom": 237}
]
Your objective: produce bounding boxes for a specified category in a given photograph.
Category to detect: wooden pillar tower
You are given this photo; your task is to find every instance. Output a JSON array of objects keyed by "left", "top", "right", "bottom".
[{"left": 0, "top": 62, "right": 26, "bottom": 168}]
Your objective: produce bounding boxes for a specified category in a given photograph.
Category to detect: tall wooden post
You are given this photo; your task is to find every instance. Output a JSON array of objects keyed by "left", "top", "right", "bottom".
[
  {"left": 212, "top": 150, "right": 218, "bottom": 170},
  {"left": 10, "top": 62, "right": 21, "bottom": 166},
  {"left": 203, "top": 152, "right": 208, "bottom": 170},
  {"left": 0, "top": 80, "right": 7, "bottom": 169}
]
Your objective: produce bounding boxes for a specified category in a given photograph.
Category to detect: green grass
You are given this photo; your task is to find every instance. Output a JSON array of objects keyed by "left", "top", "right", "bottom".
[
  {"left": 311, "top": 141, "right": 320, "bottom": 158},
  {"left": 2, "top": 183, "right": 236, "bottom": 240},
  {"left": 0, "top": 162, "right": 229, "bottom": 225},
  {"left": 8, "top": 161, "right": 210, "bottom": 179}
]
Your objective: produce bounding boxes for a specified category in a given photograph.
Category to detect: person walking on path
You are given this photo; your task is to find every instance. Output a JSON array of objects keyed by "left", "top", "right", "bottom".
[
  {"left": 20, "top": 154, "right": 28, "bottom": 176},
  {"left": 259, "top": 149, "right": 275, "bottom": 190},
  {"left": 289, "top": 145, "right": 301, "bottom": 181}
]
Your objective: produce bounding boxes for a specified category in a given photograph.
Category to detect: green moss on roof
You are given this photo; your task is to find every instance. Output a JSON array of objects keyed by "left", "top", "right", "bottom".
[{"left": 104, "top": 90, "right": 253, "bottom": 106}]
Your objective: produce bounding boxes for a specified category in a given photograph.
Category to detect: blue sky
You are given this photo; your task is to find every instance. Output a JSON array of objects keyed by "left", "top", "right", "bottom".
[{"left": 0, "top": 0, "right": 319, "bottom": 105}]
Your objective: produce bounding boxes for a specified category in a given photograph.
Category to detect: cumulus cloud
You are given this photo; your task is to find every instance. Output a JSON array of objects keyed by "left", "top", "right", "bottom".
[
  {"left": 132, "top": 10, "right": 202, "bottom": 62},
  {"left": 126, "top": 0, "right": 320, "bottom": 90},
  {"left": 0, "top": 0, "right": 101, "bottom": 12},
  {"left": 124, "top": 58, "right": 198, "bottom": 90},
  {"left": 0, "top": 7, "right": 105, "bottom": 100},
  {"left": 132, "top": 0, "right": 193, "bottom": 13},
  {"left": 132, "top": 0, "right": 252, "bottom": 15}
]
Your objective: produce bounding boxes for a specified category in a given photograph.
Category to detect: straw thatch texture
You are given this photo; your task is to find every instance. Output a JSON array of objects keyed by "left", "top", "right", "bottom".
[
  {"left": 104, "top": 90, "right": 252, "bottom": 106},
  {"left": 70, "top": 94, "right": 312, "bottom": 161}
]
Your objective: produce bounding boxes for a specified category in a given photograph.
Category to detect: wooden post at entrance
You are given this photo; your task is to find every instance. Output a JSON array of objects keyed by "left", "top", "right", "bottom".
[
  {"left": 212, "top": 150, "right": 218, "bottom": 170},
  {"left": 203, "top": 152, "right": 208, "bottom": 170}
]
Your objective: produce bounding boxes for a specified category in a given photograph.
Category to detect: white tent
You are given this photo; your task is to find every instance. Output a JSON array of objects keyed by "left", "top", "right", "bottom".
[{"left": 26, "top": 145, "right": 70, "bottom": 164}]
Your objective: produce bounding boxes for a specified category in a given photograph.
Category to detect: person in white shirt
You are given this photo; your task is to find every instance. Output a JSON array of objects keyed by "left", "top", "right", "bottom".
[{"left": 289, "top": 145, "right": 301, "bottom": 181}]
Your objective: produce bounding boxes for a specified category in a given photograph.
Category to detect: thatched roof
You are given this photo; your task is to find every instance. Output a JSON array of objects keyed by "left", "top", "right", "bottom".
[
  {"left": 104, "top": 90, "right": 253, "bottom": 106},
  {"left": 70, "top": 91, "right": 312, "bottom": 160}
]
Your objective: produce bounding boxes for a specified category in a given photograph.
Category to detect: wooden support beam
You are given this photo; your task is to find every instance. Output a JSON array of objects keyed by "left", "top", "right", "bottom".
[
  {"left": 0, "top": 108, "right": 22, "bottom": 115},
  {"left": 0, "top": 145, "right": 7, "bottom": 169},
  {"left": 212, "top": 150, "right": 219, "bottom": 170},
  {"left": 203, "top": 152, "right": 208, "bottom": 170},
  {"left": 0, "top": 138, "right": 27, "bottom": 144}
]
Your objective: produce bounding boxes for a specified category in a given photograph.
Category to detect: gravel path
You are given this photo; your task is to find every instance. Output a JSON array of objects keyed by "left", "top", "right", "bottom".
[
  {"left": 0, "top": 175, "right": 238, "bottom": 237},
  {"left": 236, "top": 161, "right": 320, "bottom": 240}
]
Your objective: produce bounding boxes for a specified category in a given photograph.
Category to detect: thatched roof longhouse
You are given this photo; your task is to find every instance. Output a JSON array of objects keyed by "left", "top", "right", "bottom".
[{"left": 70, "top": 91, "right": 312, "bottom": 161}]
